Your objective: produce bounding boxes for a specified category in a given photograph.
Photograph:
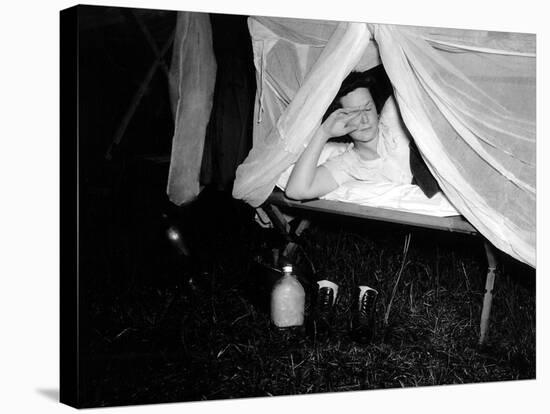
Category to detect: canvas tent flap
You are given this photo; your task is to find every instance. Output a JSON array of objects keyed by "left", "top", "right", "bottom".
[{"left": 232, "top": 17, "right": 535, "bottom": 267}]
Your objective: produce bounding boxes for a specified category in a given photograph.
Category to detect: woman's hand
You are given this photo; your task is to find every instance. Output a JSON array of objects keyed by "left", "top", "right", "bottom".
[{"left": 320, "top": 108, "right": 361, "bottom": 140}]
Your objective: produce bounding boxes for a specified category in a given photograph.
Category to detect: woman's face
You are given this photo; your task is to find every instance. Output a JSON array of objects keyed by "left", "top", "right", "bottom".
[{"left": 339, "top": 87, "right": 379, "bottom": 143}]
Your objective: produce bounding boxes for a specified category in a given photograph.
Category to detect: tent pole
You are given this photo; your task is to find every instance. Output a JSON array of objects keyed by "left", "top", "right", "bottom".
[{"left": 479, "top": 240, "right": 497, "bottom": 346}]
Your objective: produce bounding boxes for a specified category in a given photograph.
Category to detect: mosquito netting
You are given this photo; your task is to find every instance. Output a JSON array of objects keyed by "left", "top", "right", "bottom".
[{"left": 229, "top": 17, "right": 535, "bottom": 267}]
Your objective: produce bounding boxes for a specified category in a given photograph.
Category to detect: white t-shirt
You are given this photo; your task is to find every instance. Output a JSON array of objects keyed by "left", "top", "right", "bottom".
[{"left": 321, "top": 96, "right": 413, "bottom": 186}]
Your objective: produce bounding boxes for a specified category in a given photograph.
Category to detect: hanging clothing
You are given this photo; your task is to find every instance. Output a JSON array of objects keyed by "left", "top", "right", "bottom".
[
  {"left": 200, "top": 14, "right": 255, "bottom": 191},
  {"left": 167, "top": 12, "right": 216, "bottom": 205}
]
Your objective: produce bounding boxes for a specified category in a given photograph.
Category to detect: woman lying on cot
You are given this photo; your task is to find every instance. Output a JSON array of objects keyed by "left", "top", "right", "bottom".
[
  {"left": 285, "top": 71, "right": 416, "bottom": 201},
  {"left": 285, "top": 70, "right": 439, "bottom": 343}
]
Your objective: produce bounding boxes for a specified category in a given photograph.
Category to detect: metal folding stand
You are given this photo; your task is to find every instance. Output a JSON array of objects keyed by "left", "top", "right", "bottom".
[{"left": 105, "top": 11, "right": 175, "bottom": 160}]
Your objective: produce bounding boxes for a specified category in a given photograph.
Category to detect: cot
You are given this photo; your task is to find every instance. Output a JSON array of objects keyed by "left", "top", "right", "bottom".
[{"left": 260, "top": 189, "right": 497, "bottom": 346}]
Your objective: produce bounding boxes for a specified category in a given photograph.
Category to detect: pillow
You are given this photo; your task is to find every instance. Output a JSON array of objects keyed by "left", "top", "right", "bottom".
[
  {"left": 379, "top": 96, "right": 441, "bottom": 198},
  {"left": 378, "top": 95, "right": 411, "bottom": 150}
]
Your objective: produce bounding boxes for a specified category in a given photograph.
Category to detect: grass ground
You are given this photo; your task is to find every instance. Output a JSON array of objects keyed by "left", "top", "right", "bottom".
[{"left": 79, "top": 167, "right": 535, "bottom": 407}]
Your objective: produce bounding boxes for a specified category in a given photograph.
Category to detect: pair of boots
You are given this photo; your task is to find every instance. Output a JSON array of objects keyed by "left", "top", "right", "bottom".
[{"left": 312, "top": 280, "right": 378, "bottom": 344}]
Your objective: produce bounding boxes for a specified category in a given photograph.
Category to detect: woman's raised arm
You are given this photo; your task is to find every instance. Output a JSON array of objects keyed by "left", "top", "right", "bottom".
[{"left": 285, "top": 109, "right": 359, "bottom": 200}]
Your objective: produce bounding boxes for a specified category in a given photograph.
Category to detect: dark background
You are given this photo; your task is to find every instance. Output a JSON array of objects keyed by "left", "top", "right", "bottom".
[{"left": 75, "top": 5, "right": 260, "bottom": 405}]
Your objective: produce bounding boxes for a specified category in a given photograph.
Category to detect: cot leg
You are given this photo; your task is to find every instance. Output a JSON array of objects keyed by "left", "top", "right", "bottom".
[
  {"left": 479, "top": 240, "right": 498, "bottom": 346},
  {"left": 261, "top": 204, "right": 310, "bottom": 262},
  {"left": 262, "top": 204, "right": 290, "bottom": 235},
  {"left": 282, "top": 219, "right": 311, "bottom": 260}
]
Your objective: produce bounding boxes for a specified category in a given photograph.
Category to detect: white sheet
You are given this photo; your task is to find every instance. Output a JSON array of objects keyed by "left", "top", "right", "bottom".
[{"left": 276, "top": 142, "right": 460, "bottom": 217}]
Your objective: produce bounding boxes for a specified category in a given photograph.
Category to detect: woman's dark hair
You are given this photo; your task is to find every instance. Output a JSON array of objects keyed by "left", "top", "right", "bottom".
[{"left": 322, "top": 67, "right": 391, "bottom": 123}]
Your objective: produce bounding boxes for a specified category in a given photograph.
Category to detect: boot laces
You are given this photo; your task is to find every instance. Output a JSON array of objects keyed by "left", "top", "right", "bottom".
[
  {"left": 359, "top": 290, "right": 376, "bottom": 321},
  {"left": 318, "top": 287, "right": 334, "bottom": 314}
]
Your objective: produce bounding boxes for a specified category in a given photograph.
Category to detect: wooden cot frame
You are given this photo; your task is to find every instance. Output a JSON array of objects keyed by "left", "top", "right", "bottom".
[{"left": 262, "top": 190, "right": 498, "bottom": 346}]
